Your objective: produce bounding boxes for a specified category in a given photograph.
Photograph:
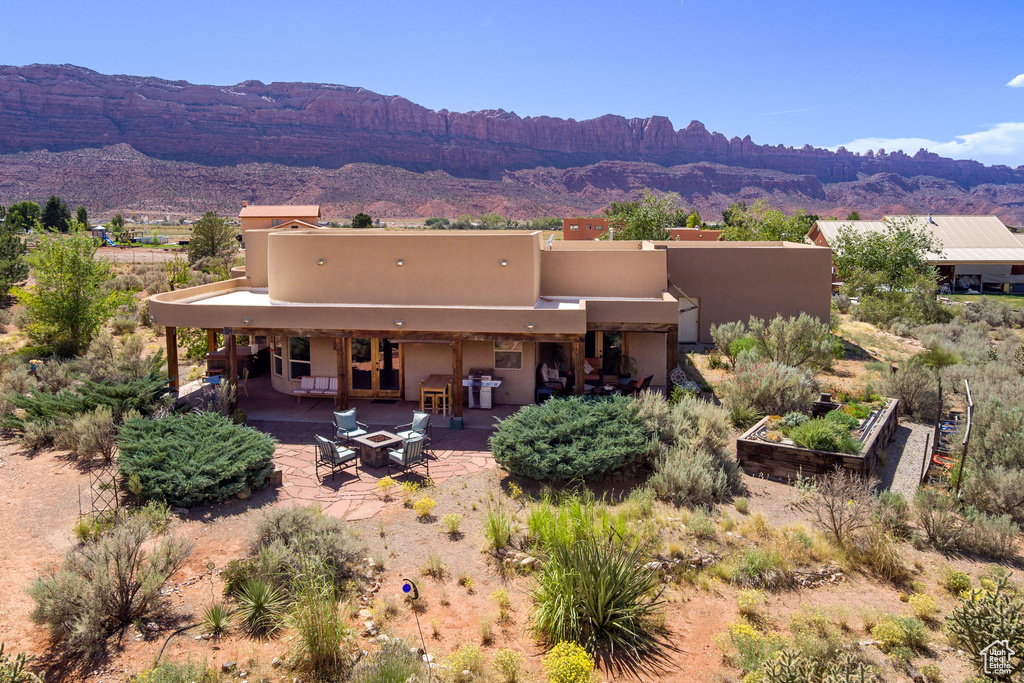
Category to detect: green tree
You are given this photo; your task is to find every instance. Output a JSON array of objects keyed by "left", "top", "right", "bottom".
[
  {"left": 13, "top": 233, "right": 132, "bottom": 355},
  {"left": 686, "top": 211, "right": 702, "bottom": 229},
  {"left": 0, "top": 223, "right": 29, "bottom": 298},
  {"left": 186, "top": 211, "right": 236, "bottom": 264},
  {"left": 111, "top": 213, "right": 125, "bottom": 231},
  {"left": 76, "top": 206, "right": 89, "bottom": 227},
  {"left": 41, "top": 195, "right": 73, "bottom": 233},
  {"left": 5, "top": 201, "right": 41, "bottom": 232},
  {"left": 832, "top": 216, "right": 950, "bottom": 327},
  {"left": 605, "top": 189, "right": 680, "bottom": 241},
  {"left": 846, "top": 211, "right": 861, "bottom": 220},
  {"left": 351, "top": 212, "right": 373, "bottom": 229},
  {"left": 719, "top": 199, "right": 815, "bottom": 242}
]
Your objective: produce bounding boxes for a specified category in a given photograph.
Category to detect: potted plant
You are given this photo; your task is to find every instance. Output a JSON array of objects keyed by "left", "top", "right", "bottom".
[{"left": 618, "top": 355, "right": 638, "bottom": 379}]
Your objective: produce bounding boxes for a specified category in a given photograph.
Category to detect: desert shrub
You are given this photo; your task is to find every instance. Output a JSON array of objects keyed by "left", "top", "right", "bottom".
[
  {"left": 729, "top": 335, "right": 759, "bottom": 361},
  {"left": 542, "top": 642, "right": 594, "bottom": 683},
  {"left": 705, "top": 349, "right": 727, "bottom": 370},
  {"left": 908, "top": 593, "right": 938, "bottom": 621},
  {"left": 833, "top": 294, "right": 852, "bottom": 314},
  {"left": 711, "top": 320, "right": 746, "bottom": 367},
  {"left": 28, "top": 515, "right": 192, "bottom": 654},
  {"left": 759, "top": 650, "right": 873, "bottom": 683},
  {"left": 492, "top": 648, "right": 523, "bottom": 683},
  {"left": 874, "top": 491, "right": 911, "bottom": 539},
  {"left": 524, "top": 491, "right": 633, "bottom": 554},
  {"left": 35, "top": 360, "right": 76, "bottom": 392},
  {"left": 200, "top": 602, "right": 231, "bottom": 637},
  {"left": 883, "top": 358, "right": 940, "bottom": 418},
  {"left": 491, "top": 396, "right": 653, "bottom": 481},
  {"left": 287, "top": 566, "right": 352, "bottom": 680},
  {"left": 788, "top": 608, "right": 847, "bottom": 665},
  {"left": 941, "top": 568, "right": 971, "bottom": 595},
  {"left": 0, "top": 365, "right": 36, "bottom": 395},
  {"left": 797, "top": 469, "right": 875, "bottom": 545},
  {"left": 530, "top": 534, "right": 664, "bottom": 661},
  {"left": 736, "top": 590, "right": 766, "bottom": 620},
  {"left": 134, "top": 660, "right": 218, "bottom": 683},
  {"left": 788, "top": 419, "right": 861, "bottom": 454},
  {"left": 746, "top": 313, "right": 840, "bottom": 371},
  {"left": 719, "top": 620, "right": 786, "bottom": 675},
  {"left": 645, "top": 394, "right": 744, "bottom": 507},
  {"left": 731, "top": 547, "right": 792, "bottom": 590},
  {"left": 718, "top": 357, "right": 816, "bottom": 422},
  {"left": 958, "top": 297, "right": 1024, "bottom": 328},
  {"left": 64, "top": 405, "right": 118, "bottom": 461},
  {"left": 946, "top": 574, "right": 1024, "bottom": 676},
  {"left": 442, "top": 513, "right": 462, "bottom": 536},
  {"left": 959, "top": 507, "right": 1020, "bottom": 560},
  {"left": 448, "top": 643, "right": 486, "bottom": 683},
  {"left": 914, "top": 488, "right": 964, "bottom": 552},
  {"left": 244, "top": 505, "right": 365, "bottom": 593},
  {"left": 871, "top": 615, "right": 928, "bottom": 652},
  {"left": 962, "top": 466, "right": 1024, "bottom": 524},
  {"left": 916, "top": 321, "right": 991, "bottom": 364},
  {"left": 413, "top": 496, "right": 436, "bottom": 518},
  {"left": 854, "top": 526, "right": 909, "bottom": 582},
  {"left": 117, "top": 412, "right": 276, "bottom": 508},
  {"left": 649, "top": 445, "right": 743, "bottom": 508},
  {"left": 351, "top": 638, "right": 425, "bottom": 683}
]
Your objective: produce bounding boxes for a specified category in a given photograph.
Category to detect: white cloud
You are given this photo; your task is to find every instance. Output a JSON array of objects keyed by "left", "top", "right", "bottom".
[
  {"left": 1008, "top": 74, "right": 1024, "bottom": 87},
  {"left": 835, "top": 122, "right": 1024, "bottom": 167}
]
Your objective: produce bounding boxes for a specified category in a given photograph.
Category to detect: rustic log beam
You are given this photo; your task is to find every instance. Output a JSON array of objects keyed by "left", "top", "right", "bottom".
[{"left": 165, "top": 326, "right": 179, "bottom": 390}]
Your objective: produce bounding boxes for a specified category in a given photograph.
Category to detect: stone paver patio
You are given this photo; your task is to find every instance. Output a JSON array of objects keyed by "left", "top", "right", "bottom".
[{"left": 251, "top": 419, "right": 498, "bottom": 521}]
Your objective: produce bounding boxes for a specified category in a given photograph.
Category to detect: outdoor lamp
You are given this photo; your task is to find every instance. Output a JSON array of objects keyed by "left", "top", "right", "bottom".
[
  {"left": 317, "top": 258, "right": 325, "bottom": 266},
  {"left": 526, "top": 323, "right": 535, "bottom": 331},
  {"left": 395, "top": 320, "right": 404, "bottom": 328},
  {"left": 242, "top": 318, "right": 251, "bottom": 326},
  {"left": 396, "top": 259, "right": 404, "bottom": 266},
  {"left": 500, "top": 259, "right": 508, "bottom": 267}
]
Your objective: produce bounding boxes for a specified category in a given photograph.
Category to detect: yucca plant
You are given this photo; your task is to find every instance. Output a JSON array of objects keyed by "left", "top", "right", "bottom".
[
  {"left": 236, "top": 578, "right": 287, "bottom": 637},
  {"left": 530, "top": 533, "right": 665, "bottom": 662},
  {"left": 201, "top": 602, "right": 231, "bottom": 638}
]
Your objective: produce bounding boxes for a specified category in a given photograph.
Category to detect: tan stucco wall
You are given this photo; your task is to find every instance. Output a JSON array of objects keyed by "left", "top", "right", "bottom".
[
  {"left": 403, "top": 343, "right": 454, "bottom": 403},
  {"left": 540, "top": 249, "right": 667, "bottom": 298},
  {"left": 243, "top": 230, "right": 270, "bottom": 287},
  {"left": 660, "top": 242, "right": 832, "bottom": 343},
  {"left": 628, "top": 332, "right": 668, "bottom": 390},
  {"left": 267, "top": 231, "right": 542, "bottom": 307}
]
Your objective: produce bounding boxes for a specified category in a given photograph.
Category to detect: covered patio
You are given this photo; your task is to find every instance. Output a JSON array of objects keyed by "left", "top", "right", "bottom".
[{"left": 177, "top": 374, "right": 507, "bottom": 521}]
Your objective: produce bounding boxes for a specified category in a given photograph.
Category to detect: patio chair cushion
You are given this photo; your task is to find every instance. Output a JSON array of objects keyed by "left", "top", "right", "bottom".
[
  {"left": 315, "top": 435, "right": 357, "bottom": 467},
  {"left": 335, "top": 409, "right": 360, "bottom": 432},
  {"left": 411, "top": 411, "right": 430, "bottom": 432},
  {"left": 295, "top": 376, "right": 317, "bottom": 393},
  {"left": 388, "top": 435, "right": 425, "bottom": 467}
]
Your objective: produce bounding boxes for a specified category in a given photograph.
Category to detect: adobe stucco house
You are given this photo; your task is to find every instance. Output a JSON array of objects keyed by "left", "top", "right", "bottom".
[
  {"left": 239, "top": 203, "right": 322, "bottom": 245},
  {"left": 149, "top": 228, "right": 830, "bottom": 415}
]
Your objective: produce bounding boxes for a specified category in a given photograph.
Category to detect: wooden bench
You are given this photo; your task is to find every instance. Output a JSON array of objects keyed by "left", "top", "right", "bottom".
[{"left": 291, "top": 376, "right": 338, "bottom": 402}]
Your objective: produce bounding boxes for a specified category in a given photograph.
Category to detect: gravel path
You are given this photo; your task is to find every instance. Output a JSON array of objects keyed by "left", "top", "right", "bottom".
[{"left": 876, "top": 419, "right": 932, "bottom": 498}]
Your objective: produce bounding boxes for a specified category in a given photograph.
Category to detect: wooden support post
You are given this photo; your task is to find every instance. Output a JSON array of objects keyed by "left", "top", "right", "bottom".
[
  {"left": 225, "top": 331, "right": 237, "bottom": 397},
  {"left": 165, "top": 326, "right": 179, "bottom": 390},
  {"left": 452, "top": 338, "right": 464, "bottom": 418},
  {"left": 666, "top": 326, "right": 679, "bottom": 384},
  {"left": 336, "top": 337, "right": 350, "bottom": 411},
  {"left": 572, "top": 339, "right": 585, "bottom": 396},
  {"left": 207, "top": 329, "right": 218, "bottom": 353}
]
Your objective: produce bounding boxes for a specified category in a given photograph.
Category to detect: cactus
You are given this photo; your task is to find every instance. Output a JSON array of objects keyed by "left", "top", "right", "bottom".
[{"left": 945, "top": 574, "right": 1024, "bottom": 677}]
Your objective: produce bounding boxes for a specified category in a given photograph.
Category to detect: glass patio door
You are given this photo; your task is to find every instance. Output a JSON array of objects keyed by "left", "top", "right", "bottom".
[{"left": 349, "top": 338, "right": 403, "bottom": 398}]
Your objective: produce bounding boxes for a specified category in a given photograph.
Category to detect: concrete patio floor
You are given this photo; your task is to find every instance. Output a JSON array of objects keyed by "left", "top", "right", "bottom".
[{"left": 181, "top": 375, "right": 512, "bottom": 521}]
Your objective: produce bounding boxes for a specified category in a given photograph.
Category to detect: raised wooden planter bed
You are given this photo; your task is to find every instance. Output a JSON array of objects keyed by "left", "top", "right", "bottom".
[{"left": 735, "top": 399, "right": 900, "bottom": 481}]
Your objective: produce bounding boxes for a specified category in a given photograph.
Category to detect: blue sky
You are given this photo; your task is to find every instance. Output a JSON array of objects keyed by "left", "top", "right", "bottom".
[{"left": 3, "top": 0, "right": 1023, "bottom": 167}]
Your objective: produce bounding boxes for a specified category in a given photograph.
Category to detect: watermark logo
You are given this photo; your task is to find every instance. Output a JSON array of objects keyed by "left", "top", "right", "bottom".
[{"left": 981, "top": 639, "right": 1016, "bottom": 678}]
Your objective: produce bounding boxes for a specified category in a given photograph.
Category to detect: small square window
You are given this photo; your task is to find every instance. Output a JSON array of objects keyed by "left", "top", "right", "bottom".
[
  {"left": 494, "top": 341, "right": 523, "bottom": 370},
  {"left": 569, "top": 224, "right": 579, "bottom": 231}
]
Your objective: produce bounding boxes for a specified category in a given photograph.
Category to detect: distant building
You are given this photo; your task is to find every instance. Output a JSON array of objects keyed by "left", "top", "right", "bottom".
[
  {"left": 668, "top": 228, "right": 721, "bottom": 241},
  {"left": 562, "top": 217, "right": 608, "bottom": 241},
  {"left": 809, "top": 215, "right": 1024, "bottom": 293},
  {"left": 238, "top": 202, "right": 322, "bottom": 245}
]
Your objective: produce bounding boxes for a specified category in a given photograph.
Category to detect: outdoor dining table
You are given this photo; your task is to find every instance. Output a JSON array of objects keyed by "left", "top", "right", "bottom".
[
  {"left": 419, "top": 374, "right": 452, "bottom": 415},
  {"left": 351, "top": 431, "right": 404, "bottom": 469}
]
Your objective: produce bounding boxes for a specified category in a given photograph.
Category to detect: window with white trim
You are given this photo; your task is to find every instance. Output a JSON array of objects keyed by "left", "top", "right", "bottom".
[
  {"left": 494, "top": 341, "right": 523, "bottom": 370},
  {"left": 569, "top": 224, "right": 579, "bottom": 231},
  {"left": 272, "top": 337, "right": 283, "bottom": 376}
]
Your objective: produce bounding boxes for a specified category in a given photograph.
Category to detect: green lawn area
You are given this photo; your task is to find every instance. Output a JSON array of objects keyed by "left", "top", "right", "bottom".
[{"left": 949, "top": 293, "right": 1024, "bottom": 309}]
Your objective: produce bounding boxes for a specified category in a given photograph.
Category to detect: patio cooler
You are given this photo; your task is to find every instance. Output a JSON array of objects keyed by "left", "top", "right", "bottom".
[{"left": 465, "top": 368, "right": 501, "bottom": 409}]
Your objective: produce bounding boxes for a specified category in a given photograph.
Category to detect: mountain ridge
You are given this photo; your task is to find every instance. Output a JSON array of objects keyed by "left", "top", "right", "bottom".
[{"left": 1, "top": 64, "right": 1022, "bottom": 185}]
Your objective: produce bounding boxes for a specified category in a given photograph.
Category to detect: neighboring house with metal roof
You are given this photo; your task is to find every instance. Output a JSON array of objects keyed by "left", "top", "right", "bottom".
[
  {"left": 238, "top": 203, "right": 322, "bottom": 244},
  {"left": 808, "top": 215, "right": 1024, "bottom": 293}
]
